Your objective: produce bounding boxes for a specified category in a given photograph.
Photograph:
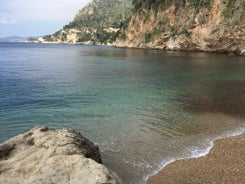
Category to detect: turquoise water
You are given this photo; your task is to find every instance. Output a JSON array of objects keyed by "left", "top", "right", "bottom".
[{"left": 0, "top": 43, "right": 244, "bottom": 183}]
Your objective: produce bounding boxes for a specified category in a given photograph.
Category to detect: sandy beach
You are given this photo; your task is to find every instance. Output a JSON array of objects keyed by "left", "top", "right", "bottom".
[{"left": 147, "top": 132, "right": 245, "bottom": 184}]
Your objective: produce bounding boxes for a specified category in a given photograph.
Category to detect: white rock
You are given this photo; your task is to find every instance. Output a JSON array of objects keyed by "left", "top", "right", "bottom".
[{"left": 0, "top": 126, "right": 119, "bottom": 184}]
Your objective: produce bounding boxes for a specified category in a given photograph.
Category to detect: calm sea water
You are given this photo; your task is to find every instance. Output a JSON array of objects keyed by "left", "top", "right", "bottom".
[{"left": 0, "top": 42, "right": 244, "bottom": 183}]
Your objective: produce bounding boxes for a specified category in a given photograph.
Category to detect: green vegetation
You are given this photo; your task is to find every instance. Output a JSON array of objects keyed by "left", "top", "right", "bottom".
[
  {"left": 153, "top": 28, "right": 161, "bottom": 36},
  {"left": 223, "top": 0, "right": 237, "bottom": 18},
  {"left": 179, "top": 28, "right": 192, "bottom": 37},
  {"left": 43, "top": 35, "right": 53, "bottom": 41},
  {"left": 73, "top": 0, "right": 132, "bottom": 44},
  {"left": 221, "top": 0, "right": 245, "bottom": 25},
  {"left": 144, "top": 32, "right": 153, "bottom": 43},
  {"left": 77, "top": 32, "right": 92, "bottom": 42},
  {"left": 95, "top": 30, "right": 119, "bottom": 44},
  {"left": 132, "top": 0, "right": 211, "bottom": 12},
  {"left": 169, "top": 26, "right": 192, "bottom": 38},
  {"left": 190, "top": 0, "right": 211, "bottom": 9},
  {"left": 222, "top": 0, "right": 245, "bottom": 26},
  {"left": 65, "top": 0, "right": 132, "bottom": 30},
  {"left": 72, "top": 0, "right": 132, "bottom": 29},
  {"left": 45, "top": 0, "right": 132, "bottom": 44}
]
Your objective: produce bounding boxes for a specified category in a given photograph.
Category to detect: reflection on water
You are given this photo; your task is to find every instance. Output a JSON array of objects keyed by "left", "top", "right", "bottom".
[{"left": 0, "top": 43, "right": 245, "bottom": 183}]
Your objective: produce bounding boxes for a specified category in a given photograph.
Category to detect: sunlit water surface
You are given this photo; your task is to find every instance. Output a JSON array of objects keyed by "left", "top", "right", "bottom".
[{"left": 0, "top": 43, "right": 244, "bottom": 183}]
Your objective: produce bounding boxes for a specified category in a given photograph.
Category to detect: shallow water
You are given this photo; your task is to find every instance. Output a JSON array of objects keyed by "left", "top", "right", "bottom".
[{"left": 0, "top": 43, "right": 244, "bottom": 183}]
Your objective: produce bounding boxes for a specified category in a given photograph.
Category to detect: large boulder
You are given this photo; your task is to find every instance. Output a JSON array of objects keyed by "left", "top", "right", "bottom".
[{"left": 0, "top": 126, "right": 119, "bottom": 184}]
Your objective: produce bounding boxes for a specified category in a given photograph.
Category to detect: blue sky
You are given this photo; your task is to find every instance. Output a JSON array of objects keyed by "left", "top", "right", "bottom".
[{"left": 0, "top": 0, "right": 92, "bottom": 37}]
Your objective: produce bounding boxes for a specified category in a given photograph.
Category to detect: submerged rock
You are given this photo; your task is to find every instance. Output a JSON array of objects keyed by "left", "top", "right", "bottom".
[{"left": 0, "top": 126, "right": 119, "bottom": 184}]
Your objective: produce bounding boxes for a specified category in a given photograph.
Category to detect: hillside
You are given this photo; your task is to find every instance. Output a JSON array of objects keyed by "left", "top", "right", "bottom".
[
  {"left": 43, "top": 0, "right": 132, "bottom": 45},
  {"left": 115, "top": 0, "right": 245, "bottom": 55},
  {"left": 42, "top": 0, "right": 245, "bottom": 55}
]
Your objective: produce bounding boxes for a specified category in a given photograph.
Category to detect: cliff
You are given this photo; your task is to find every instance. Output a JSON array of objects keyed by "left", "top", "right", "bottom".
[
  {"left": 0, "top": 126, "right": 119, "bottom": 184},
  {"left": 115, "top": 0, "right": 245, "bottom": 55},
  {"left": 43, "top": 0, "right": 132, "bottom": 45}
]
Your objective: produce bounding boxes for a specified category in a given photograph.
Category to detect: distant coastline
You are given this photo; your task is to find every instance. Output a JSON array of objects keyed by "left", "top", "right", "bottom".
[{"left": 0, "top": 36, "right": 41, "bottom": 43}]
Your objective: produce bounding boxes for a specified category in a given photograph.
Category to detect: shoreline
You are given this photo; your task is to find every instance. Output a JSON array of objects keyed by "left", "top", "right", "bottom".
[
  {"left": 147, "top": 131, "right": 245, "bottom": 184},
  {"left": 20, "top": 41, "right": 245, "bottom": 56}
]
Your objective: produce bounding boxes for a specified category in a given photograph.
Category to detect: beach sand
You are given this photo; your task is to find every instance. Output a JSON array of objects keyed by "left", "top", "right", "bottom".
[{"left": 147, "top": 133, "right": 245, "bottom": 184}]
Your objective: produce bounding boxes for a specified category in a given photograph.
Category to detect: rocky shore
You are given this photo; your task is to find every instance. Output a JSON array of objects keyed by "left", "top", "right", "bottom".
[
  {"left": 0, "top": 126, "right": 119, "bottom": 184},
  {"left": 147, "top": 132, "right": 245, "bottom": 184}
]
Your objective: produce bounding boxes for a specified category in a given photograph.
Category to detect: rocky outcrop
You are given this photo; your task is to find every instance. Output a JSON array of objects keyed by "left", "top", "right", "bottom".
[
  {"left": 0, "top": 126, "right": 119, "bottom": 184},
  {"left": 115, "top": 0, "right": 245, "bottom": 55}
]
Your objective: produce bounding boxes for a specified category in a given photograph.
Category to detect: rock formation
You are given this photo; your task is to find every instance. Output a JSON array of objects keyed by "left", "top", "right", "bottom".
[
  {"left": 115, "top": 0, "right": 245, "bottom": 55},
  {"left": 0, "top": 126, "right": 119, "bottom": 184}
]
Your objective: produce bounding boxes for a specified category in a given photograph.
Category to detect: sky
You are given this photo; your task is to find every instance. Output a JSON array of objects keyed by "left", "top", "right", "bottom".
[{"left": 0, "top": 0, "right": 92, "bottom": 37}]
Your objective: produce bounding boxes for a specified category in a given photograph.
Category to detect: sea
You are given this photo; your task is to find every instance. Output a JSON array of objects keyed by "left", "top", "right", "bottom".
[{"left": 0, "top": 42, "right": 244, "bottom": 183}]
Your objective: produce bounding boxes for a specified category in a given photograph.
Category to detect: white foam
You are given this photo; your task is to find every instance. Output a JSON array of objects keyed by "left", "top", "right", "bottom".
[{"left": 143, "top": 126, "right": 245, "bottom": 184}]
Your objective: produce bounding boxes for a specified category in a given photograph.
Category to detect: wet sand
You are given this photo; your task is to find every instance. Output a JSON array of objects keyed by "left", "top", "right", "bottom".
[{"left": 147, "top": 132, "right": 245, "bottom": 184}]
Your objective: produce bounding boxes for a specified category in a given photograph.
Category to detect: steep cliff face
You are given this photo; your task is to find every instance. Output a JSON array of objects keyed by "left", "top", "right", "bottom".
[
  {"left": 43, "top": 0, "right": 132, "bottom": 45},
  {"left": 116, "top": 0, "right": 245, "bottom": 55}
]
